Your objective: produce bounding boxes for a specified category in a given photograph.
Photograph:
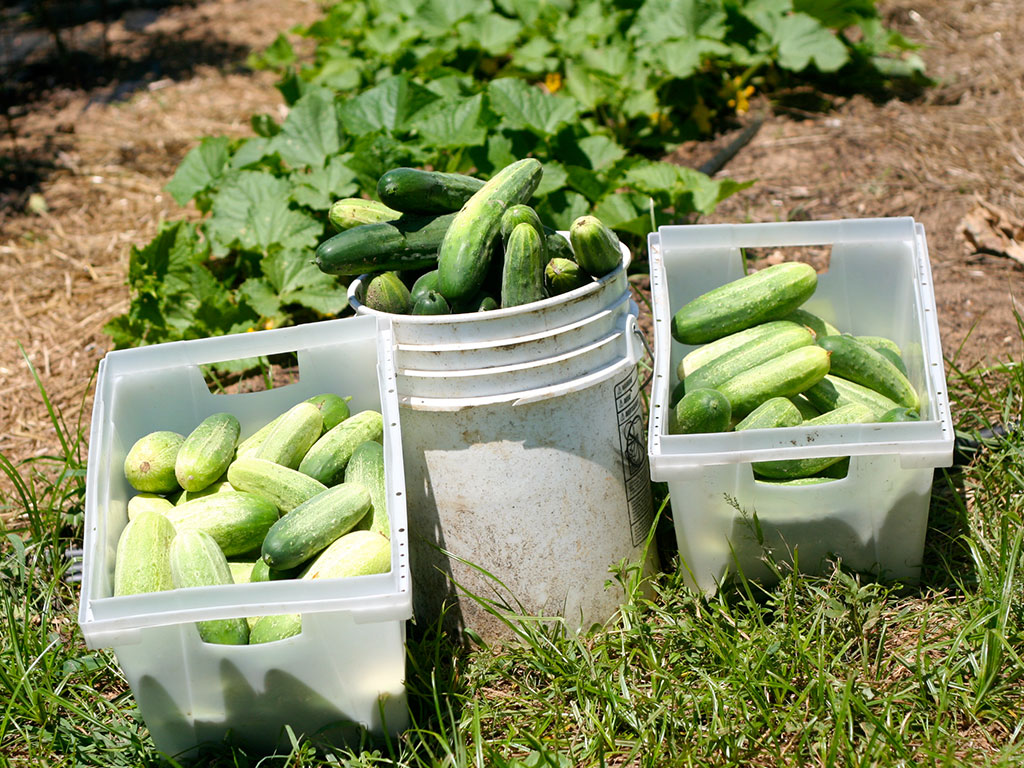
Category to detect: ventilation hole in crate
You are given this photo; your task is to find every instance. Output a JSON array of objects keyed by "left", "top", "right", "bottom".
[{"left": 202, "top": 351, "right": 300, "bottom": 394}]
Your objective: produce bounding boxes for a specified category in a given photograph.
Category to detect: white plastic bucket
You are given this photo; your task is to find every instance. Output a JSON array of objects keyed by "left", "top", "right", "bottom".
[{"left": 350, "top": 246, "right": 658, "bottom": 642}]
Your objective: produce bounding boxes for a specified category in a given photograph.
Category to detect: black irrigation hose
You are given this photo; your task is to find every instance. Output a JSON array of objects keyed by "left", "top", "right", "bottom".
[{"left": 952, "top": 421, "right": 1018, "bottom": 466}]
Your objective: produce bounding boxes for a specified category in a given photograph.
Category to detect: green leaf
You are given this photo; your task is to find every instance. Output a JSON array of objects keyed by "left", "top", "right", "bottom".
[
  {"left": 509, "top": 36, "right": 557, "bottom": 74},
  {"left": 229, "top": 137, "right": 273, "bottom": 170},
  {"left": 289, "top": 156, "right": 360, "bottom": 211},
  {"left": 242, "top": 251, "right": 350, "bottom": 318},
  {"left": 534, "top": 161, "right": 569, "bottom": 197},
  {"left": 793, "top": 0, "right": 878, "bottom": 29},
  {"left": 564, "top": 165, "right": 607, "bottom": 203},
  {"left": 575, "top": 135, "right": 628, "bottom": 170},
  {"left": 164, "top": 136, "right": 231, "bottom": 206},
  {"left": 415, "top": 0, "right": 480, "bottom": 34},
  {"left": 247, "top": 32, "right": 296, "bottom": 71},
  {"left": 631, "top": 0, "right": 728, "bottom": 47},
  {"left": 763, "top": 11, "right": 849, "bottom": 72},
  {"left": 536, "top": 189, "right": 590, "bottom": 230},
  {"left": 206, "top": 171, "right": 323, "bottom": 256},
  {"left": 338, "top": 75, "right": 440, "bottom": 135},
  {"left": 414, "top": 93, "right": 491, "bottom": 149},
  {"left": 308, "top": 53, "right": 364, "bottom": 92},
  {"left": 270, "top": 89, "right": 341, "bottom": 169},
  {"left": 660, "top": 37, "right": 735, "bottom": 79},
  {"left": 488, "top": 78, "right": 582, "bottom": 136},
  {"left": 458, "top": 12, "right": 523, "bottom": 55}
]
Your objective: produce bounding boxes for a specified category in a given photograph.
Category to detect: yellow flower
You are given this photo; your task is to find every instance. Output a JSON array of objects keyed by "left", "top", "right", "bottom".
[
  {"left": 545, "top": 71, "right": 563, "bottom": 94},
  {"left": 691, "top": 97, "right": 713, "bottom": 134},
  {"left": 264, "top": 319, "right": 275, "bottom": 331}
]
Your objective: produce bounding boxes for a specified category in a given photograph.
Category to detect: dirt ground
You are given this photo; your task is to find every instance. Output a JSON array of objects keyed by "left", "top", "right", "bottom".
[{"left": 1, "top": 0, "right": 1022, "bottom": 482}]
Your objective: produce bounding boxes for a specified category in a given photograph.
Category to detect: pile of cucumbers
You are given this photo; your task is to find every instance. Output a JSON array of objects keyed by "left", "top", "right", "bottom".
[
  {"left": 669, "top": 261, "right": 921, "bottom": 484},
  {"left": 315, "top": 159, "right": 625, "bottom": 314},
  {"left": 113, "top": 393, "right": 391, "bottom": 644}
]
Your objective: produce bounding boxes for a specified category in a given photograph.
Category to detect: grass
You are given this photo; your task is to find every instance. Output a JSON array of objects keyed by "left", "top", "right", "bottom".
[{"left": 1, "top": 336, "right": 1023, "bottom": 768}]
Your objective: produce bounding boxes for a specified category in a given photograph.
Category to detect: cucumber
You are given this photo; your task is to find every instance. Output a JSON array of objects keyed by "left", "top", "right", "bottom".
[
  {"left": 669, "top": 379, "right": 687, "bottom": 409},
  {"left": 345, "top": 440, "right": 388, "bottom": 538},
  {"left": 412, "top": 290, "right": 451, "bottom": 315},
  {"left": 377, "top": 167, "right": 485, "bottom": 214},
  {"left": 544, "top": 256, "right": 590, "bottom": 296},
  {"left": 165, "top": 491, "right": 279, "bottom": 557},
  {"left": 249, "top": 613, "right": 302, "bottom": 644},
  {"left": 751, "top": 404, "right": 875, "bottom": 480},
  {"left": 227, "top": 559, "right": 258, "bottom": 584},
  {"left": 170, "top": 530, "right": 250, "bottom": 645},
  {"left": 328, "top": 197, "right": 401, "bottom": 231},
  {"left": 363, "top": 271, "right": 413, "bottom": 314},
  {"left": 227, "top": 457, "right": 328, "bottom": 514},
  {"left": 733, "top": 397, "right": 803, "bottom": 432},
  {"left": 683, "top": 321, "right": 814, "bottom": 394},
  {"left": 677, "top": 321, "right": 793, "bottom": 382},
  {"left": 817, "top": 335, "right": 919, "bottom": 410},
  {"left": 803, "top": 375, "right": 902, "bottom": 419},
  {"left": 306, "top": 393, "right": 351, "bottom": 432},
  {"left": 782, "top": 308, "right": 841, "bottom": 339},
  {"left": 436, "top": 158, "right": 544, "bottom": 302},
  {"left": 671, "top": 262, "right": 818, "bottom": 345},
  {"left": 252, "top": 401, "right": 323, "bottom": 470},
  {"left": 671, "top": 388, "right": 731, "bottom": 434},
  {"left": 501, "top": 222, "right": 547, "bottom": 308},
  {"left": 757, "top": 476, "right": 841, "bottom": 486},
  {"left": 124, "top": 430, "right": 184, "bottom": 493},
  {"left": 175, "top": 412, "right": 240, "bottom": 493},
  {"left": 568, "top": 215, "right": 622, "bottom": 278},
  {"left": 176, "top": 476, "right": 234, "bottom": 505},
  {"left": 500, "top": 204, "right": 544, "bottom": 245},
  {"left": 410, "top": 269, "right": 440, "bottom": 303},
  {"left": 315, "top": 213, "right": 454, "bottom": 277},
  {"left": 790, "top": 394, "right": 821, "bottom": 420},
  {"left": 113, "top": 510, "right": 176, "bottom": 597},
  {"left": 452, "top": 292, "right": 499, "bottom": 313},
  {"left": 261, "top": 483, "right": 371, "bottom": 570},
  {"left": 716, "top": 345, "right": 832, "bottom": 418},
  {"left": 298, "top": 410, "right": 385, "bottom": 486},
  {"left": 250, "top": 557, "right": 299, "bottom": 582},
  {"left": 127, "top": 493, "right": 175, "bottom": 521},
  {"left": 545, "top": 231, "right": 575, "bottom": 262},
  {"left": 301, "top": 530, "right": 392, "bottom": 580},
  {"left": 880, "top": 406, "right": 920, "bottom": 422},
  {"left": 856, "top": 335, "right": 909, "bottom": 376}
]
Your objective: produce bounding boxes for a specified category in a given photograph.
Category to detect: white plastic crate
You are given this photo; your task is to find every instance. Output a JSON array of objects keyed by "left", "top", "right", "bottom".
[
  {"left": 647, "top": 218, "right": 955, "bottom": 592},
  {"left": 78, "top": 315, "right": 411, "bottom": 757}
]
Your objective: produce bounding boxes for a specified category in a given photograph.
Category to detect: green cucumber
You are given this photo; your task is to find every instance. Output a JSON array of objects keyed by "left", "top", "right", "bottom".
[
  {"left": 345, "top": 440, "right": 388, "bottom": 538},
  {"left": 176, "top": 476, "right": 234, "bottom": 505},
  {"left": 501, "top": 222, "right": 547, "bottom": 308},
  {"left": 261, "top": 483, "right": 371, "bottom": 570},
  {"left": 226, "top": 457, "right": 328, "bottom": 515},
  {"left": 544, "top": 257, "right": 590, "bottom": 296},
  {"left": 733, "top": 397, "right": 803, "bottom": 431},
  {"left": 568, "top": 215, "right": 622, "bottom": 278},
  {"left": 677, "top": 321, "right": 792, "bottom": 382},
  {"left": 757, "top": 476, "right": 841, "bottom": 486},
  {"left": 170, "top": 530, "right": 250, "bottom": 645},
  {"left": 227, "top": 559, "right": 258, "bottom": 584},
  {"left": 500, "top": 204, "right": 544, "bottom": 245},
  {"left": 412, "top": 290, "right": 451, "bottom": 315},
  {"left": 298, "top": 410, "right": 385, "bottom": 486},
  {"left": 175, "top": 412, "right": 240, "bottom": 493},
  {"left": 305, "top": 393, "right": 351, "bottom": 432},
  {"left": 363, "top": 271, "right": 413, "bottom": 314},
  {"left": 716, "top": 345, "right": 832, "bottom": 418},
  {"left": 124, "top": 430, "right": 184, "bottom": 494},
  {"left": 817, "top": 335, "right": 919, "bottom": 410},
  {"left": 410, "top": 269, "right": 440, "bottom": 303},
  {"left": 751, "top": 404, "right": 875, "bottom": 480},
  {"left": 544, "top": 231, "right": 575, "bottom": 262},
  {"left": 301, "top": 530, "right": 391, "bottom": 580},
  {"left": 165, "top": 491, "right": 279, "bottom": 557},
  {"left": 328, "top": 198, "right": 401, "bottom": 231},
  {"left": 315, "top": 213, "right": 454, "bottom": 277},
  {"left": 127, "top": 493, "right": 175, "bottom": 521},
  {"left": 790, "top": 394, "right": 821, "bottom": 420},
  {"left": 684, "top": 321, "right": 814, "bottom": 394},
  {"left": 249, "top": 613, "right": 302, "bottom": 644},
  {"left": 671, "top": 262, "right": 818, "bottom": 345},
  {"left": 856, "top": 335, "right": 909, "bottom": 376},
  {"left": 782, "top": 308, "right": 841, "bottom": 339},
  {"left": 250, "top": 557, "right": 299, "bottom": 582},
  {"left": 671, "top": 388, "right": 731, "bottom": 434},
  {"left": 803, "top": 375, "right": 902, "bottom": 419},
  {"left": 436, "top": 158, "right": 544, "bottom": 302},
  {"left": 252, "top": 401, "right": 323, "bottom": 470},
  {"left": 880, "top": 406, "right": 920, "bottom": 422},
  {"left": 452, "top": 292, "right": 499, "bottom": 313},
  {"left": 113, "top": 510, "right": 176, "bottom": 597},
  {"left": 377, "top": 167, "right": 485, "bottom": 214}
]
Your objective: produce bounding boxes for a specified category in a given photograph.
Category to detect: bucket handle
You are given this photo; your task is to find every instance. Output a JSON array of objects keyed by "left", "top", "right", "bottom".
[{"left": 629, "top": 313, "right": 654, "bottom": 392}]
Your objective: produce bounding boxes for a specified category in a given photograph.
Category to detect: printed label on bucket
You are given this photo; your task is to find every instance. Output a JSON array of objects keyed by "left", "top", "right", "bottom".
[{"left": 615, "top": 368, "right": 654, "bottom": 546}]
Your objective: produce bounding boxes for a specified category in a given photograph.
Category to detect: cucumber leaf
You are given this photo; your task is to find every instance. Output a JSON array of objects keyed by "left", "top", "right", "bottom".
[
  {"left": 164, "top": 136, "right": 232, "bottom": 207},
  {"left": 487, "top": 78, "right": 582, "bottom": 136},
  {"left": 270, "top": 89, "right": 341, "bottom": 170},
  {"left": 338, "top": 75, "right": 440, "bottom": 135}
]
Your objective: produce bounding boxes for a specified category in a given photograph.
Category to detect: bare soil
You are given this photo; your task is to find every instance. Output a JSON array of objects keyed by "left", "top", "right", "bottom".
[{"left": 1, "top": 0, "right": 1022, "bottom": 483}]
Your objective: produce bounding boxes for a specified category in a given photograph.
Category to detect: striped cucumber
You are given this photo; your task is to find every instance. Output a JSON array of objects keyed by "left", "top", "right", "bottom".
[
  {"left": 124, "top": 430, "right": 184, "bottom": 494},
  {"left": 113, "top": 510, "right": 176, "bottom": 597},
  {"left": 301, "top": 530, "right": 391, "bottom": 580},
  {"left": 568, "top": 215, "right": 622, "bottom": 278},
  {"left": 306, "top": 393, "right": 351, "bottom": 432},
  {"left": 733, "top": 397, "right": 804, "bottom": 432},
  {"left": 751, "top": 404, "right": 875, "bottom": 479},
  {"left": 856, "top": 335, "right": 909, "bottom": 376},
  {"left": 261, "top": 483, "right": 371, "bottom": 570},
  {"left": 328, "top": 198, "right": 401, "bottom": 231},
  {"left": 716, "top": 345, "right": 832, "bottom": 418},
  {"left": 315, "top": 213, "right": 454, "bottom": 277},
  {"left": 545, "top": 257, "right": 590, "bottom": 296},
  {"left": 500, "top": 204, "right": 544, "bottom": 245},
  {"left": 782, "top": 308, "right": 841, "bottom": 339},
  {"left": 803, "top": 375, "right": 902, "bottom": 419},
  {"left": 671, "top": 262, "right": 818, "bottom": 345},
  {"left": 377, "top": 167, "right": 485, "bottom": 214},
  {"left": 677, "top": 321, "right": 794, "bottom": 382},
  {"left": 817, "top": 335, "right": 919, "bottom": 410},
  {"left": 165, "top": 491, "right": 279, "bottom": 557},
  {"left": 671, "top": 388, "right": 732, "bottom": 434},
  {"left": 175, "top": 412, "right": 240, "bottom": 493},
  {"left": 226, "top": 457, "right": 328, "bottom": 514},
  {"left": 127, "top": 493, "right": 175, "bottom": 521},
  {"left": 298, "top": 410, "right": 384, "bottom": 486},
  {"left": 363, "top": 271, "right": 413, "bottom": 314},
  {"left": 252, "top": 401, "right": 323, "bottom": 470},
  {"left": 501, "top": 222, "right": 547, "bottom": 308},
  {"left": 436, "top": 158, "right": 544, "bottom": 302},
  {"left": 684, "top": 321, "right": 814, "bottom": 394},
  {"left": 250, "top": 614, "right": 302, "bottom": 644},
  {"left": 170, "top": 530, "right": 250, "bottom": 645}
]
